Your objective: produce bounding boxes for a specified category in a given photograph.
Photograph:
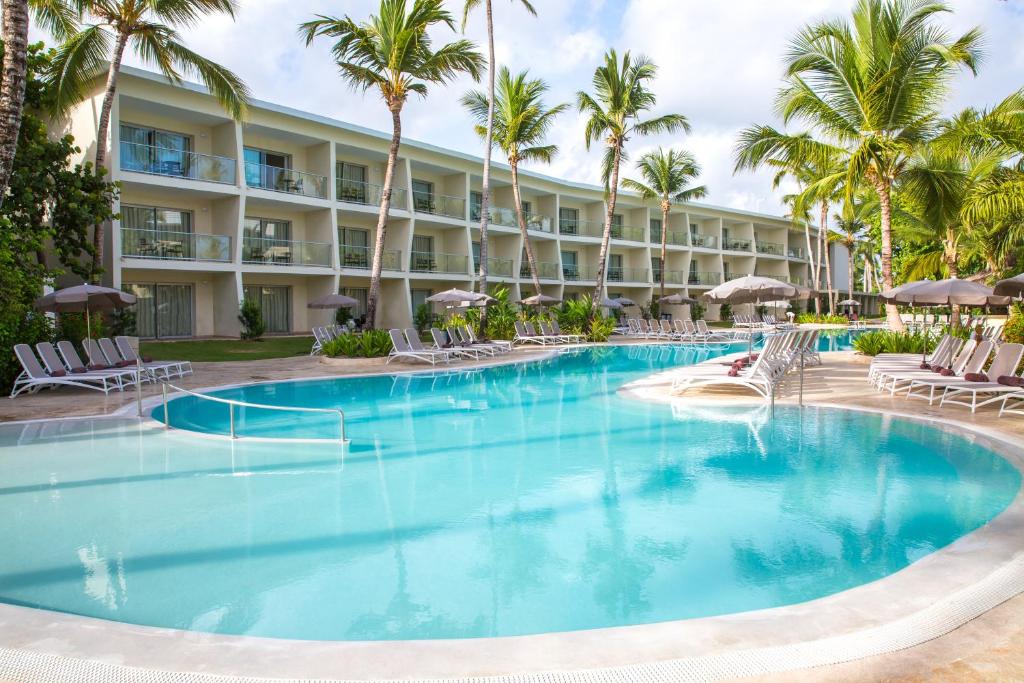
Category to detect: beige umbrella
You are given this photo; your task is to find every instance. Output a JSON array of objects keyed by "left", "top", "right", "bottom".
[
  {"left": 612, "top": 297, "right": 637, "bottom": 307},
  {"left": 307, "top": 293, "right": 360, "bottom": 309},
  {"left": 658, "top": 293, "right": 697, "bottom": 305},
  {"left": 35, "top": 284, "right": 137, "bottom": 341},
  {"left": 993, "top": 274, "right": 1024, "bottom": 299},
  {"left": 518, "top": 294, "right": 562, "bottom": 306},
  {"left": 427, "top": 288, "right": 491, "bottom": 304},
  {"left": 600, "top": 297, "right": 623, "bottom": 310},
  {"left": 882, "top": 277, "right": 1009, "bottom": 307},
  {"left": 701, "top": 275, "right": 800, "bottom": 305}
]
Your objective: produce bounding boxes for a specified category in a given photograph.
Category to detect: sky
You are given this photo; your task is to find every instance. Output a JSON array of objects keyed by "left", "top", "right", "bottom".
[{"left": 29, "top": 0, "right": 1024, "bottom": 218}]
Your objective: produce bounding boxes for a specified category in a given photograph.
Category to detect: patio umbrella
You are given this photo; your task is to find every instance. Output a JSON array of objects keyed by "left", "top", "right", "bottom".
[
  {"left": 837, "top": 299, "right": 860, "bottom": 306},
  {"left": 612, "top": 297, "right": 637, "bottom": 307},
  {"left": 702, "top": 275, "right": 802, "bottom": 356},
  {"left": 306, "top": 293, "right": 360, "bottom": 309},
  {"left": 882, "top": 277, "right": 1008, "bottom": 307},
  {"left": 658, "top": 293, "right": 697, "bottom": 305},
  {"left": 427, "top": 288, "right": 490, "bottom": 304},
  {"left": 34, "top": 284, "right": 136, "bottom": 341},
  {"left": 600, "top": 297, "right": 623, "bottom": 310},
  {"left": 518, "top": 294, "right": 562, "bottom": 306},
  {"left": 993, "top": 273, "right": 1024, "bottom": 299}
]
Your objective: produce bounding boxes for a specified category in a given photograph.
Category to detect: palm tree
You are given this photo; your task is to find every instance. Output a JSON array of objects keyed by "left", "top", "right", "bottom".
[
  {"left": 834, "top": 197, "right": 871, "bottom": 310},
  {"left": 462, "top": 67, "right": 567, "bottom": 296},
  {"left": 462, "top": 0, "right": 536, "bottom": 318},
  {"left": 302, "top": 0, "right": 483, "bottom": 329},
  {"left": 577, "top": 49, "right": 688, "bottom": 309},
  {"left": 777, "top": 0, "right": 982, "bottom": 329},
  {"left": 621, "top": 147, "right": 706, "bottom": 301},
  {"left": 45, "top": 0, "right": 251, "bottom": 274},
  {"left": 0, "top": 0, "right": 35, "bottom": 201}
]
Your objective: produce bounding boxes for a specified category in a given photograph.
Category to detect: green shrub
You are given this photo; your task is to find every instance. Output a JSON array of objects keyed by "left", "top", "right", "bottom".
[
  {"left": 335, "top": 306, "right": 353, "bottom": 327},
  {"left": 852, "top": 330, "right": 936, "bottom": 356},
  {"left": 322, "top": 333, "right": 360, "bottom": 357},
  {"left": 413, "top": 303, "right": 437, "bottom": 334},
  {"left": 323, "top": 329, "right": 394, "bottom": 358},
  {"left": 57, "top": 311, "right": 105, "bottom": 344},
  {"left": 714, "top": 302, "right": 726, "bottom": 321},
  {"left": 587, "top": 316, "right": 616, "bottom": 342},
  {"left": 1004, "top": 303, "right": 1024, "bottom": 344},
  {"left": 484, "top": 286, "right": 517, "bottom": 340},
  {"left": 795, "top": 313, "right": 848, "bottom": 325},
  {"left": 238, "top": 298, "right": 265, "bottom": 340},
  {"left": 108, "top": 307, "right": 136, "bottom": 337}
]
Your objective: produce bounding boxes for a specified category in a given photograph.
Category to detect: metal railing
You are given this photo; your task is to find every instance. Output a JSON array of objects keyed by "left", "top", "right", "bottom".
[
  {"left": 414, "top": 193, "right": 466, "bottom": 219},
  {"left": 787, "top": 246, "right": 807, "bottom": 260},
  {"left": 339, "top": 244, "right": 402, "bottom": 271},
  {"left": 473, "top": 256, "right": 513, "bottom": 278},
  {"left": 558, "top": 217, "right": 604, "bottom": 238},
  {"left": 756, "top": 241, "right": 785, "bottom": 256},
  {"left": 245, "top": 162, "right": 327, "bottom": 198},
  {"left": 409, "top": 251, "right": 469, "bottom": 274},
  {"left": 160, "top": 382, "right": 347, "bottom": 443},
  {"left": 562, "top": 263, "right": 597, "bottom": 281},
  {"left": 520, "top": 261, "right": 560, "bottom": 279},
  {"left": 653, "top": 269, "right": 686, "bottom": 284},
  {"left": 690, "top": 233, "right": 718, "bottom": 249},
  {"left": 650, "top": 228, "right": 688, "bottom": 246},
  {"left": 336, "top": 178, "right": 408, "bottom": 209},
  {"left": 121, "top": 228, "right": 232, "bottom": 262},
  {"left": 610, "top": 224, "right": 645, "bottom": 242},
  {"left": 473, "top": 206, "right": 554, "bottom": 233},
  {"left": 688, "top": 271, "right": 722, "bottom": 286},
  {"left": 242, "top": 237, "right": 333, "bottom": 267},
  {"left": 119, "top": 142, "right": 236, "bottom": 184},
  {"left": 607, "top": 266, "right": 649, "bottom": 282},
  {"left": 724, "top": 238, "right": 753, "bottom": 252}
]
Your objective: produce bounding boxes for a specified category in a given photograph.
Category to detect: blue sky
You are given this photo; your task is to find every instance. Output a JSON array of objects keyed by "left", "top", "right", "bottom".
[{"left": 31, "top": 0, "right": 1024, "bottom": 217}]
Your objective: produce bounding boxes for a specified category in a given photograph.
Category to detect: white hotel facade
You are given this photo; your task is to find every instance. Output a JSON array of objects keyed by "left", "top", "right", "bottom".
[{"left": 65, "top": 66, "right": 826, "bottom": 339}]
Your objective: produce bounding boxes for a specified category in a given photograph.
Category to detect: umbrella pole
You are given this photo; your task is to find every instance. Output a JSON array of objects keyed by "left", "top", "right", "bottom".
[{"left": 86, "top": 302, "right": 92, "bottom": 342}]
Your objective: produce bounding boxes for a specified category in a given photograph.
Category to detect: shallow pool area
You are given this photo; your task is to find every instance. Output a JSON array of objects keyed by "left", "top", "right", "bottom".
[{"left": 0, "top": 344, "right": 1019, "bottom": 643}]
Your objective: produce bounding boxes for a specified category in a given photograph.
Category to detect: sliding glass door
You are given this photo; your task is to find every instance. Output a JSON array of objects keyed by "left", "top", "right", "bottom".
[
  {"left": 243, "top": 285, "right": 291, "bottom": 333},
  {"left": 125, "top": 283, "right": 193, "bottom": 338}
]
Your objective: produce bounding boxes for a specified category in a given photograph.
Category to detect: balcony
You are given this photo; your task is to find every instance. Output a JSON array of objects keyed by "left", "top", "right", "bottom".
[
  {"left": 473, "top": 256, "right": 514, "bottom": 278},
  {"left": 787, "top": 246, "right": 807, "bottom": 260},
  {"left": 756, "top": 241, "right": 785, "bottom": 256},
  {"left": 336, "top": 178, "right": 408, "bottom": 210},
  {"left": 121, "top": 228, "right": 232, "bottom": 262},
  {"left": 610, "top": 224, "right": 645, "bottom": 242},
  {"left": 724, "top": 238, "right": 753, "bottom": 252},
  {"left": 562, "top": 264, "right": 598, "bottom": 281},
  {"left": 409, "top": 251, "right": 468, "bottom": 274},
  {"left": 245, "top": 162, "right": 327, "bottom": 198},
  {"left": 520, "top": 261, "right": 561, "bottom": 280},
  {"left": 473, "top": 206, "right": 554, "bottom": 233},
  {"left": 690, "top": 233, "right": 718, "bottom": 249},
  {"left": 339, "top": 244, "right": 402, "bottom": 271},
  {"left": 558, "top": 217, "right": 603, "bottom": 238},
  {"left": 650, "top": 228, "right": 688, "bottom": 246},
  {"left": 242, "top": 237, "right": 332, "bottom": 267},
  {"left": 414, "top": 193, "right": 466, "bottom": 220},
  {"left": 119, "top": 142, "right": 236, "bottom": 184},
  {"left": 607, "top": 266, "right": 649, "bottom": 283},
  {"left": 687, "top": 271, "right": 722, "bottom": 286},
  {"left": 653, "top": 269, "right": 686, "bottom": 285}
]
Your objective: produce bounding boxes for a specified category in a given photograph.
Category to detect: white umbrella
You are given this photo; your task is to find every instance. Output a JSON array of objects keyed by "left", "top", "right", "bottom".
[
  {"left": 612, "top": 297, "right": 637, "bottom": 307},
  {"left": 882, "top": 277, "right": 1008, "bottom": 307},
  {"left": 426, "top": 288, "right": 487, "bottom": 304},
  {"left": 993, "top": 274, "right": 1024, "bottom": 299},
  {"left": 518, "top": 294, "right": 562, "bottom": 306},
  {"left": 837, "top": 298, "right": 860, "bottom": 306},
  {"left": 658, "top": 293, "right": 697, "bottom": 305},
  {"left": 307, "top": 293, "right": 360, "bottom": 309},
  {"left": 702, "top": 275, "right": 804, "bottom": 357},
  {"left": 35, "top": 284, "right": 137, "bottom": 341},
  {"left": 600, "top": 297, "right": 623, "bottom": 310}
]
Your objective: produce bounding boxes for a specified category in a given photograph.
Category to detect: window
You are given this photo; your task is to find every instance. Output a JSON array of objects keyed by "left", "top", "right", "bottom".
[
  {"left": 559, "top": 207, "right": 579, "bottom": 234},
  {"left": 341, "top": 288, "right": 368, "bottom": 317},
  {"left": 411, "top": 235, "right": 434, "bottom": 271},
  {"left": 339, "top": 227, "right": 370, "bottom": 268},
  {"left": 610, "top": 214, "right": 624, "bottom": 239},
  {"left": 652, "top": 256, "right": 663, "bottom": 279},
  {"left": 125, "top": 283, "right": 193, "bottom": 338},
  {"left": 561, "top": 250, "right": 578, "bottom": 279},
  {"left": 470, "top": 191, "right": 483, "bottom": 221},
  {"left": 650, "top": 218, "right": 662, "bottom": 242},
  {"left": 608, "top": 254, "right": 623, "bottom": 281},
  {"left": 243, "top": 217, "right": 292, "bottom": 263},
  {"left": 121, "top": 206, "right": 194, "bottom": 259},
  {"left": 244, "top": 147, "right": 290, "bottom": 189},
  {"left": 411, "top": 289, "right": 432, "bottom": 315},
  {"left": 689, "top": 260, "right": 698, "bottom": 283},
  {"left": 242, "top": 285, "right": 291, "bottom": 333},
  {"left": 412, "top": 179, "right": 434, "bottom": 212},
  {"left": 472, "top": 241, "right": 481, "bottom": 270},
  {"left": 119, "top": 124, "right": 191, "bottom": 176},
  {"left": 337, "top": 162, "right": 368, "bottom": 203},
  {"left": 521, "top": 200, "right": 532, "bottom": 215}
]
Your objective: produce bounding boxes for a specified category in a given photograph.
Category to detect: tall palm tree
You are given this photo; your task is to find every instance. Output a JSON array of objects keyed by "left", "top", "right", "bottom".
[
  {"left": 45, "top": 0, "right": 251, "bottom": 274},
  {"left": 462, "top": 67, "right": 567, "bottom": 296},
  {"left": 462, "top": 0, "right": 536, "bottom": 318},
  {"left": 621, "top": 147, "right": 706, "bottom": 302},
  {"left": 577, "top": 49, "right": 688, "bottom": 309},
  {"left": 834, "top": 197, "right": 871, "bottom": 309},
  {"left": 777, "top": 0, "right": 982, "bottom": 329},
  {"left": 0, "top": 0, "right": 33, "bottom": 201},
  {"left": 302, "top": 0, "right": 483, "bottom": 329}
]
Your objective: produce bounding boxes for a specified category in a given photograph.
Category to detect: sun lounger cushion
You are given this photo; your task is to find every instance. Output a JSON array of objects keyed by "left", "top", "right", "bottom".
[
  {"left": 87, "top": 363, "right": 107, "bottom": 371},
  {"left": 49, "top": 369, "right": 66, "bottom": 377},
  {"left": 920, "top": 362, "right": 930, "bottom": 369},
  {"left": 727, "top": 367, "right": 739, "bottom": 377},
  {"left": 70, "top": 367, "right": 86, "bottom": 374},
  {"left": 964, "top": 372, "right": 988, "bottom": 382},
  {"left": 115, "top": 360, "right": 133, "bottom": 368},
  {"left": 997, "top": 376, "right": 1024, "bottom": 387},
  {"left": 939, "top": 368, "right": 954, "bottom": 376}
]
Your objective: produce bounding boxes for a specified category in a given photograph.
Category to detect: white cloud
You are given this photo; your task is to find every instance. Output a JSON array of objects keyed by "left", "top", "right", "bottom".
[{"left": 29, "top": 0, "right": 1024, "bottom": 217}]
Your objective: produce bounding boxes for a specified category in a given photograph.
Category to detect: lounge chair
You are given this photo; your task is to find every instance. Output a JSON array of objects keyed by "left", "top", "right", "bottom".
[
  {"left": 461, "top": 326, "right": 512, "bottom": 353},
  {"left": 1000, "top": 391, "right": 1024, "bottom": 418},
  {"left": 872, "top": 338, "right": 963, "bottom": 391},
  {"left": 513, "top": 321, "right": 549, "bottom": 345},
  {"left": 695, "top": 320, "right": 732, "bottom": 343},
  {"left": 904, "top": 341, "right": 994, "bottom": 404},
  {"left": 311, "top": 326, "right": 333, "bottom": 355},
  {"left": 550, "top": 320, "right": 584, "bottom": 344},
  {"left": 113, "top": 336, "right": 191, "bottom": 379},
  {"left": 10, "top": 344, "right": 123, "bottom": 397},
  {"left": 429, "top": 328, "right": 481, "bottom": 359},
  {"left": 671, "top": 334, "right": 793, "bottom": 400},
  {"left": 878, "top": 339, "right": 975, "bottom": 395},
  {"left": 386, "top": 329, "right": 450, "bottom": 365},
  {"left": 43, "top": 340, "right": 141, "bottom": 391},
  {"left": 939, "top": 343, "right": 1024, "bottom": 413}
]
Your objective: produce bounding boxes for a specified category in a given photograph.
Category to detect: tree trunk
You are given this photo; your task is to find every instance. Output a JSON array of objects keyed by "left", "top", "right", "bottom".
[
  {"left": 847, "top": 242, "right": 855, "bottom": 319},
  {"left": 0, "top": 0, "right": 29, "bottom": 204},
  {"left": 475, "top": 0, "right": 495, "bottom": 330},
  {"left": 659, "top": 201, "right": 669, "bottom": 303},
  {"left": 592, "top": 142, "right": 622, "bottom": 310},
  {"left": 872, "top": 177, "right": 904, "bottom": 331},
  {"left": 820, "top": 201, "right": 834, "bottom": 315},
  {"left": 946, "top": 227, "right": 960, "bottom": 328},
  {"left": 91, "top": 31, "right": 130, "bottom": 277},
  {"left": 804, "top": 219, "right": 819, "bottom": 315},
  {"left": 510, "top": 159, "right": 542, "bottom": 296},
  {"left": 365, "top": 105, "right": 402, "bottom": 330}
]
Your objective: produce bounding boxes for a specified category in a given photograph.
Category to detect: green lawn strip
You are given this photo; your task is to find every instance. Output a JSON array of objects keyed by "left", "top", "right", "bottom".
[{"left": 140, "top": 337, "right": 314, "bottom": 363}]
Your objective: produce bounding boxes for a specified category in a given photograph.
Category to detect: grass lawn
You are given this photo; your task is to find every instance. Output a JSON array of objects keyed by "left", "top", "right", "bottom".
[{"left": 140, "top": 336, "right": 314, "bottom": 363}]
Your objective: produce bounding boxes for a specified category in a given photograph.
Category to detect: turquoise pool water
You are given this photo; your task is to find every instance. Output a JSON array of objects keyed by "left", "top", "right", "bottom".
[{"left": 0, "top": 344, "right": 1018, "bottom": 642}]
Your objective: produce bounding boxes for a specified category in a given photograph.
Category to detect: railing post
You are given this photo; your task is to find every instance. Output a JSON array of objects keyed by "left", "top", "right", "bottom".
[
  {"left": 162, "top": 382, "right": 169, "bottom": 429},
  {"left": 229, "top": 403, "right": 236, "bottom": 439},
  {"left": 799, "top": 350, "right": 805, "bottom": 407},
  {"left": 136, "top": 358, "right": 144, "bottom": 418},
  {"left": 338, "top": 410, "right": 346, "bottom": 444}
]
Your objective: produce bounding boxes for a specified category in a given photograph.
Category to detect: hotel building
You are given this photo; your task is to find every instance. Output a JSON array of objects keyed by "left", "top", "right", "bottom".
[{"left": 63, "top": 66, "right": 825, "bottom": 339}]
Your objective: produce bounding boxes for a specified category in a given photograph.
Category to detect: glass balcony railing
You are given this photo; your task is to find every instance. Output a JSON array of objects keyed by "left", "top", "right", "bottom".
[
  {"left": 121, "top": 228, "right": 232, "bottom": 262},
  {"left": 787, "top": 246, "right": 807, "bottom": 260},
  {"left": 409, "top": 251, "right": 468, "bottom": 274},
  {"left": 336, "top": 178, "right": 408, "bottom": 210},
  {"left": 725, "top": 272, "right": 750, "bottom": 281},
  {"left": 650, "top": 228, "right": 688, "bottom": 246},
  {"left": 245, "top": 162, "right": 327, "bottom": 198},
  {"left": 724, "top": 238, "right": 753, "bottom": 252},
  {"left": 606, "top": 266, "right": 649, "bottom": 282},
  {"left": 473, "top": 256, "right": 514, "bottom": 278},
  {"left": 519, "top": 261, "right": 561, "bottom": 280},
  {"left": 119, "top": 142, "right": 236, "bottom": 184},
  {"left": 561, "top": 264, "right": 598, "bottom": 281},
  {"left": 558, "top": 217, "right": 604, "bottom": 238},
  {"left": 610, "top": 224, "right": 645, "bottom": 242},
  {"left": 414, "top": 193, "right": 466, "bottom": 220},
  {"left": 242, "top": 237, "right": 332, "bottom": 267},
  {"left": 472, "top": 206, "right": 554, "bottom": 233},
  {"left": 690, "top": 233, "right": 718, "bottom": 249},
  {"left": 653, "top": 269, "right": 686, "bottom": 285},
  {"left": 687, "top": 271, "right": 722, "bottom": 286},
  {"left": 756, "top": 241, "right": 785, "bottom": 256},
  {"left": 338, "top": 244, "right": 402, "bottom": 271}
]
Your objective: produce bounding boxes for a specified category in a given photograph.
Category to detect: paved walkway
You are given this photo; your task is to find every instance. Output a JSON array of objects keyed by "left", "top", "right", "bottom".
[{"left": 2, "top": 345, "right": 1024, "bottom": 681}]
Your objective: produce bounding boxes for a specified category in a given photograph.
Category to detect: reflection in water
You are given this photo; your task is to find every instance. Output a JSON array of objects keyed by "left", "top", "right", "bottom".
[{"left": 0, "top": 345, "right": 1019, "bottom": 641}]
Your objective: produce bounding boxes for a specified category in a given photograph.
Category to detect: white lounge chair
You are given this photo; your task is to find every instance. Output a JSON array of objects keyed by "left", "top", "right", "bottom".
[
  {"left": 429, "top": 328, "right": 480, "bottom": 359},
  {"left": 461, "top": 326, "right": 512, "bottom": 353},
  {"left": 387, "top": 329, "right": 450, "bottom": 365},
  {"left": 10, "top": 344, "right": 122, "bottom": 397},
  {"left": 904, "top": 341, "right": 994, "bottom": 404},
  {"left": 42, "top": 340, "right": 140, "bottom": 390},
  {"left": 513, "top": 321, "right": 549, "bottom": 345},
  {"left": 550, "top": 320, "right": 584, "bottom": 344},
  {"left": 939, "top": 343, "right": 1024, "bottom": 413},
  {"left": 671, "top": 334, "right": 792, "bottom": 400},
  {"left": 113, "top": 336, "right": 191, "bottom": 379}
]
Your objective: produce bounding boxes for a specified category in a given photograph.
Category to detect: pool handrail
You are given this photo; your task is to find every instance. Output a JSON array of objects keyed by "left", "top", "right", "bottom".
[{"left": 159, "top": 382, "right": 348, "bottom": 444}]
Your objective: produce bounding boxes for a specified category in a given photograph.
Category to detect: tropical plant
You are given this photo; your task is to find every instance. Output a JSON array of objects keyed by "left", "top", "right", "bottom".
[
  {"left": 462, "top": 67, "right": 567, "bottom": 296},
  {"left": 577, "top": 49, "right": 688, "bottom": 308},
  {"left": 587, "top": 315, "right": 616, "bottom": 343},
  {"left": 461, "top": 0, "right": 537, "bottom": 322},
  {"left": 238, "top": 298, "right": 264, "bottom": 340},
  {"left": 43, "top": 0, "right": 250, "bottom": 274},
  {"left": 622, "top": 147, "right": 706, "bottom": 301},
  {"left": 413, "top": 302, "right": 438, "bottom": 334},
  {"left": 795, "top": 312, "right": 848, "bottom": 325},
  {"left": 301, "top": 0, "right": 483, "bottom": 328},
  {"left": 322, "top": 332, "right": 359, "bottom": 358},
  {"left": 1004, "top": 302, "right": 1024, "bottom": 345},
  {"left": 323, "top": 329, "right": 394, "bottom": 358},
  {"left": 852, "top": 329, "right": 936, "bottom": 356},
  {"left": 482, "top": 285, "right": 516, "bottom": 340}
]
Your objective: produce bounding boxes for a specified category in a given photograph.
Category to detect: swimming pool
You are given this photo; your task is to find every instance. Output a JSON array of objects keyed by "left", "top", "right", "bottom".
[{"left": 0, "top": 344, "right": 1018, "bottom": 642}]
